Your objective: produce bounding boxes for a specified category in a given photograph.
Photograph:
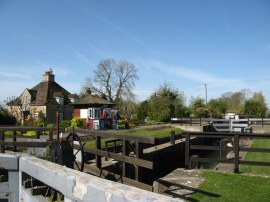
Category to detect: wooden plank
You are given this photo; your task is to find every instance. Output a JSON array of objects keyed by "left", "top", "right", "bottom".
[
  {"left": 23, "top": 179, "right": 45, "bottom": 189},
  {"left": 0, "top": 127, "right": 64, "bottom": 132},
  {"left": 190, "top": 145, "right": 234, "bottom": 151},
  {"left": 31, "top": 185, "right": 49, "bottom": 196},
  {"left": 240, "top": 148, "right": 270, "bottom": 153},
  {"left": 122, "top": 177, "right": 153, "bottom": 191},
  {"left": 66, "top": 128, "right": 157, "bottom": 144},
  {"left": 190, "top": 157, "right": 233, "bottom": 164},
  {"left": 240, "top": 160, "right": 270, "bottom": 167},
  {"left": 84, "top": 147, "right": 153, "bottom": 169},
  {"left": 0, "top": 141, "right": 50, "bottom": 147}
]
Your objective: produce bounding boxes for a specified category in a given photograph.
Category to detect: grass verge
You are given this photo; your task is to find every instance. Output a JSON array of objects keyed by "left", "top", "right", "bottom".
[
  {"left": 240, "top": 138, "right": 270, "bottom": 175},
  {"left": 189, "top": 171, "right": 270, "bottom": 202}
]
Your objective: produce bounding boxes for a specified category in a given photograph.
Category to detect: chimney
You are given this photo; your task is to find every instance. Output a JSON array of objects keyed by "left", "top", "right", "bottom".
[{"left": 43, "top": 68, "right": 55, "bottom": 82}]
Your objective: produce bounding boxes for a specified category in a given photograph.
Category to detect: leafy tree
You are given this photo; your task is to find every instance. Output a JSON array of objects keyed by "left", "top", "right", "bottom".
[
  {"left": 207, "top": 98, "right": 227, "bottom": 118},
  {"left": 147, "top": 83, "right": 185, "bottom": 122},
  {"left": 221, "top": 89, "right": 250, "bottom": 112},
  {"left": 244, "top": 91, "right": 268, "bottom": 117},
  {"left": 137, "top": 100, "right": 149, "bottom": 120},
  {"left": 189, "top": 97, "right": 208, "bottom": 117},
  {"left": 0, "top": 106, "right": 16, "bottom": 125},
  {"left": 81, "top": 58, "right": 138, "bottom": 104}
]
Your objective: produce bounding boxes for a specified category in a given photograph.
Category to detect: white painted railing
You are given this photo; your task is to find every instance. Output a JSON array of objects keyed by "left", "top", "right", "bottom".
[{"left": 0, "top": 153, "right": 182, "bottom": 202}]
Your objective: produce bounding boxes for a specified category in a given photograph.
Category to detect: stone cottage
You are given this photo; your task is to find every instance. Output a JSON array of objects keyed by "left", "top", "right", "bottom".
[{"left": 8, "top": 69, "right": 76, "bottom": 125}]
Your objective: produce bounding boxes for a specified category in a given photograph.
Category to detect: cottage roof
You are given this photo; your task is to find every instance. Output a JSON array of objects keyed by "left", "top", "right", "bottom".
[
  {"left": 30, "top": 81, "right": 71, "bottom": 105},
  {"left": 8, "top": 70, "right": 72, "bottom": 106},
  {"left": 73, "top": 95, "right": 114, "bottom": 105}
]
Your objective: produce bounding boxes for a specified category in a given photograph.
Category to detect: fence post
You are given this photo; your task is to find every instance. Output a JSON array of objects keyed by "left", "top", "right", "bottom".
[
  {"left": 135, "top": 141, "right": 143, "bottom": 182},
  {"left": 0, "top": 130, "right": 5, "bottom": 153},
  {"left": 170, "top": 131, "right": 175, "bottom": 145},
  {"left": 262, "top": 117, "right": 264, "bottom": 127},
  {"left": 96, "top": 135, "right": 101, "bottom": 169},
  {"left": 122, "top": 139, "right": 129, "bottom": 177},
  {"left": 185, "top": 133, "right": 190, "bottom": 168},
  {"left": 13, "top": 130, "right": 17, "bottom": 152},
  {"left": 36, "top": 130, "right": 40, "bottom": 139},
  {"left": 234, "top": 134, "right": 240, "bottom": 173}
]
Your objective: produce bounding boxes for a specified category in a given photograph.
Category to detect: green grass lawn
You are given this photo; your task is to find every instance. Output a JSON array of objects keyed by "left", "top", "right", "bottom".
[
  {"left": 240, "top": 138, "right": 270, "bottom": 175},
  {"left": 189, "top": 171, "right": 270, "bottom": 202},
  {"left": 119, "top": 127, "right": 183, "bottom": 138},
  {"left": 84, "top": 127, "right": 183, "bottom": 149}
]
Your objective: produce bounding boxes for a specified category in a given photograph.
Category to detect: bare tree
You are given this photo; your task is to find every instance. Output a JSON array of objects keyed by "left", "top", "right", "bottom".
[{"left": 81, "top": 58, "right": 138, "bottom": 103}]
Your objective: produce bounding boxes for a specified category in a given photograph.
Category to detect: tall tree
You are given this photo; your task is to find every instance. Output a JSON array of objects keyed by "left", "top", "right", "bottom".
[
  {"left": 147, "top": 83, "right": 185, "bottom": 122},
  {"left": 81, "top": 58, "right": 138, "bottom": 103},
  {"left": 244, "top": 91, "right": 268, "bottom": 117},
  {"left": 207, "top": 98, "right": 227, "bottom": 118}
]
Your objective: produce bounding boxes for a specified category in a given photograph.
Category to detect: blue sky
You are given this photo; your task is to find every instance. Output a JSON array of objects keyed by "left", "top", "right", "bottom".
[{"left": 0, "top": 0, "right": 270, "bottom": 107}]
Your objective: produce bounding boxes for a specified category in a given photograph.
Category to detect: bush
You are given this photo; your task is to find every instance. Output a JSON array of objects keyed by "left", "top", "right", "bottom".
[
  {"left": 46, "top": 124, "right": 55, "bottom": 128},
  {"left": 71, "top": 117, "right": 83, "bottom": 128},
  {"left": 60, "top": 120, "right": 71, "bottom": 128},
  {"left": 24, "top": 131, "right": 36, "bottom": 137}
]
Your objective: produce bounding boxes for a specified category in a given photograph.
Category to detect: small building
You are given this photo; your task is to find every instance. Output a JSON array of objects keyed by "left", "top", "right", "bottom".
[
  {"left": 8, "top": 69, "right": 75, "bottom": 125},
  {"left": 72, "top": 95, "right": 114, "bottom": 129}
]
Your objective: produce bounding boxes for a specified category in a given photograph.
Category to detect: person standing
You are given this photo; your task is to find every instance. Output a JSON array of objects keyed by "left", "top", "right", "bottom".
[
  {"left": 113, "top": 111, "right": 121, "bottom": 130},
  {"left": 101, "top": 109, "right": 108, "bottom": 129}
]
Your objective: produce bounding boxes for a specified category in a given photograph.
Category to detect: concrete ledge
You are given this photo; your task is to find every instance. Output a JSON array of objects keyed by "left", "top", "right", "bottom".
[
  {"left": 19, "top": 155, "right": 182, "bottom": 202},
  {"left": 0, "top": 153, "right": 19, "bottom": 170}
]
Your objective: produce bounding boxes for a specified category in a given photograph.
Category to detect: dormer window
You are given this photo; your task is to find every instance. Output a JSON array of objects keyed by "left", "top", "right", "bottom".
[{"left": 56, "top": 97, "right": 64, "bottom": 105}]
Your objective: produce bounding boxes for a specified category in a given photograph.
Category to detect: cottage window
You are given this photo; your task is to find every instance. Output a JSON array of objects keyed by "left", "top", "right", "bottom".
[{"left": 59, "top": 113, "right": 63, "bottom": 121}]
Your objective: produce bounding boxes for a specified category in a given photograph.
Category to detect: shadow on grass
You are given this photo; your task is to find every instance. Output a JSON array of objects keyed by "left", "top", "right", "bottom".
[{"left": 157, "top": 179, "right": 221, "bottom": 202}]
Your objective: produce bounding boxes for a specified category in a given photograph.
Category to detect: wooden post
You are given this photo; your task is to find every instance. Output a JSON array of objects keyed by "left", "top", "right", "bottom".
[
  {"left": 247, "top": 117, "right": 250, "bottom": 126},
  {"left": 135, "top": 141, "right": 143, "bottom": 182},
  {"left": 0, "top": 131, "right": 5, "bottom": 153},
  {"left": 13, "top": 130, "right": 17, "bottom": 152},
  {"left": 49, "top": 130, "right": 53, "bottom": 141},
  {"left": 185, "top": 133, "right": 190, "bottom": 168},
  {"left": 262, "top": 117, "right": 264, "bottom": 127},
  {"left": 96, "top": 136, "right": 101, "bottom": 169},
  {"left": 36, "top": 130, "right": 40, "bottom": 139},
  {"left": 122, "top": 139, "right": 129, "bottom": 177},
  {"left": 56, "top": 111, "right": 59, "bottom": 141},
  {"left": 234, "top": 134, "right": 240, "bottom": 173},
  {"left": 170, "top": 131, "right": 175, "bottom": 145}
]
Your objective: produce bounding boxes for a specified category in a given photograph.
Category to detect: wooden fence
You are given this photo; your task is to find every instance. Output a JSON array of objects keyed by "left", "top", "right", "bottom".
[
  {"left": 171, "top": 117, "right": 270, "bottom": 127},
  {"left": 0, "top": 127, "right": 64, "bottom": 153},
  {"left": 185, "top": 131, "right": 270, "bottom": 172}
]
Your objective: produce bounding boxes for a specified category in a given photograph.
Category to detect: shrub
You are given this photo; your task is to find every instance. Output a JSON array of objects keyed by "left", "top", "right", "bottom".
[
  {"left": 71, "top": 117, "right": 83, "bottom": 128},
  {"left": 24, "top": 131, "right": 36, "bottom": 137},
  {"left": 60, "top": 120, "right": 71, "bottom": 128}
]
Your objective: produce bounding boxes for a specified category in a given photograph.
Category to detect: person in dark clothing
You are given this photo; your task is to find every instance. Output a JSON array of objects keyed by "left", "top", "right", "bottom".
[{"left": 113, "top": 111, "right": 121, "bottom": 130}]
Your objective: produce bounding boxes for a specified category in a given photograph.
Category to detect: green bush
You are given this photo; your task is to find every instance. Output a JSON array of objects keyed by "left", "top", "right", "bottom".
[
  {"left": 24, "top": 131, "right": 36, "bottom": 137},
  {"left": 59, "top": 120, "right": 71, "bottom": 128},
  {"left": 4, "top": 131, "right": 22, "bottom": 136},
  {"left": 71, "top": 117, "right": 83, "bottom": 128},
  {"left": 46, "top": 124, "right": 55, "bottom": 128}
]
